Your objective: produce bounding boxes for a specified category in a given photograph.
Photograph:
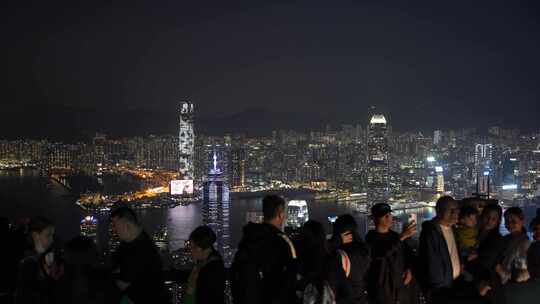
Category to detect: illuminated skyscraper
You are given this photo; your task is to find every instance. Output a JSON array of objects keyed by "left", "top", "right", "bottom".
[
  {"left": 202, "top": 151, "right": 231, "bottom": 266},
  {"left": 228, "top": 141, "right": 247, "bottom": 191},
  {"left": 502, "top": 156, "right": 519, "bottom": 186},
  {"left": 367, "top": 114, "right": 389, "bottom": 206},
  {"left": 433, "top": 130, "right": 443, "bottom": 146},
  {"left": 47, "top": 143, "right": 74, "bottom": 172},
  {"left": 179, "top": 101, "right": 195, "bottom": 179},
  {"left": 475, "top": 143, "right": 493, "bottom": 168},
  {"left": 435, "top": 166, "right": 445, "bottom": 193},
  {"left": 93, "top": 134, "right": 106, "bottom": 167},
  {"left": 474, "top": 143, "right": 493, "bottom": 195}
]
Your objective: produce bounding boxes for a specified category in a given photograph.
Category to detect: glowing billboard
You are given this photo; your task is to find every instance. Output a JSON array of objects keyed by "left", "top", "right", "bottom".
[
  {"left": 502, "top": 184, "right": 517, "bottom": 190},
  {"left": 170, "top": 179, "right": 194, "bottom": 195},
  {"left": 435, "top": 166, "right": 443, "bottom": 173}
]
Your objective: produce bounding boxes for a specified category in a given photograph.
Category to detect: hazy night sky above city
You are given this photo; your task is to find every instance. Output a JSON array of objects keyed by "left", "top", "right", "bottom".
[{"left": 3, "top": 1, "right": 540, "bottom": 139}]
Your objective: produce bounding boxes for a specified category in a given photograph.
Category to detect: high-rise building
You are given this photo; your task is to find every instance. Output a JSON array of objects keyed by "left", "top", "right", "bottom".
[
  {"left": 299, "top": 162, "right": 321, "bottom": 183},
  {"left": 47, "top": 143, "right": 74, "bottom": 172},
  {"left": 228, "top": 140, "right": 247, "bottom": 190},
  {"left": 367, "top": 114, "right": 389, "bottom": 206},
  {"left": 478, "top": 171, "right": 491, "bottom": 195},
  {"left": 435, "top": 166, "right": 445, "bottom": 193},
  {"left": 93, "top": 134, "right": 107, "bottom": 174},
  {"left": 433, "top": 130, "right": 443, "bottom": 146},
  {"left": 140, "top": 135, "right": 179, "bottom": 170},
  {"left": 202, "top": 151, "right": 231, "bottom": 266},
  {"left": 245, "top": 211, "right": 264, "bottom": 224},
  {"left": 179, "top": 101, "right": 195, "bottom": 179},
  {"left": 475, "top": 143, "right": 493, "bottom": 168},
  {"left": 488, "top": 126, "right": 501, "bottom": 136},
  {"left": 474, "top": 143, "right": 493, "bottom": 194},
  {"left": 502, "top": 157, "right": 519, "bottom": 186}
]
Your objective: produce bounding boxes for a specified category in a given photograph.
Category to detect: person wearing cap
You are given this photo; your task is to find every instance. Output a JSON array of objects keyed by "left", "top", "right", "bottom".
[
  {"left": 418, "top": 196, "right": 462, "bottom": 303},
  {"left": 365, "top": 203, "right": 417, "bottom": 304}
]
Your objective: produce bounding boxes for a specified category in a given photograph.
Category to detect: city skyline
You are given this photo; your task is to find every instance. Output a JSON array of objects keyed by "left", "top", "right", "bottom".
[
  {"left": 2, "top": 3, "right": 540, "bottom": 302},
  {"left": 2, "top": 110, "right": 539, "bottom": 203}
]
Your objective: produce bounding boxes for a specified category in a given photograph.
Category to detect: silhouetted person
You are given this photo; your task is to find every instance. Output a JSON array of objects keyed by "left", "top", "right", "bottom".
[
  {"left": 59, "top": 236, "right": 104, "bottom": 304},
  {"left": 527, "top": 210, "right": 540, "bottom": 280},
  {"left": 110, "top": 207, "right": 166, "bottom": 303},
  {"left": 184, "top": 225, "right": 225, "bottom": 304},
  {"left": 0, "top": 217, "right": 11, "bottom": 301},
  {"left": 232, "top": 195, "right": 297, "bottom": 304},
  {"left": 418, "top": 196, "right": 461, "bottom": 303},
  {"left": 297, "top": 220, "right": 351, "bottom": 304},
  {"left": 15, "top": 216, "right": 63, "bottom": 304},
  {"left": 475, "top": 204, "right": 504, "bottom": 282},
  {"left": 366, "top": 203, "right": 416, "bottom": 304},
  {"left": 330, "top": 214, "right": 370, "bottom": 304},
  {"left": 499, "top": 210, "right": 540, "bottom": 304},
  {"left": 496, "top": 207, "right": 530, "bottom": 284},
  {"left": 3, "top": 218, "right": 31, "bottom": 303}
]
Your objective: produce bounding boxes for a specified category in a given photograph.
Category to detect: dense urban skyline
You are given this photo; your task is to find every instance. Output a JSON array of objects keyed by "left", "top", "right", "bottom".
[
  {"left": 2, "top": 3, "right": 540, "bottom": 302},
  {"left": 3, "top": 1, "right": 540, "bottom": 139},
  {"left": 2, "top": 110, "right": 539, "bottom": 204}
]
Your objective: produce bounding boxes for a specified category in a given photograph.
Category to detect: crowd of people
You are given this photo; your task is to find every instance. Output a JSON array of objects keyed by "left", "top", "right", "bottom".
[
  {"left": 0, "top": 207, "right": 167, "bottom": 304},
  {"left": 1, "top": 195, "right": 539, "bottom": 304},
  {"left": 227, "top": 195, "right": 540, "bottom": 304}
]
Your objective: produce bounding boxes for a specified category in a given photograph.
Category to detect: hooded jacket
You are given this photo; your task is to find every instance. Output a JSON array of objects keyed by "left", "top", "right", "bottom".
[{"left": 232, "top": 222, "right": 295, "bottom": 304}]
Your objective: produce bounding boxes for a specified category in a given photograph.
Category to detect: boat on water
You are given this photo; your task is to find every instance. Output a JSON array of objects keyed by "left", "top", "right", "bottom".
[
  {"left": 389, "top": 201, "right": 429, "bottom": 211},
  {"left": 286, "top": 200, "right": 309, "bottom": 228}
]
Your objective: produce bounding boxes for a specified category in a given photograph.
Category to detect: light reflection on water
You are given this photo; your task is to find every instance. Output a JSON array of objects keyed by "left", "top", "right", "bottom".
[{"left": 1, "top": 169, "right": 538, "bottom": 252}]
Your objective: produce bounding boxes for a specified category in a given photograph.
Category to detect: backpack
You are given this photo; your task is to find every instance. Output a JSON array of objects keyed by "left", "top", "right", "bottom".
[
  {"left": 302, "top": 281, "right": 336, "bottom": 304},
  {"left": 231, "top": 230, "right": 297, "bottom": 304},
  {"left": 299, "top": 250, "right": 351, "bottom": 304},
  {"left": 370, "top": 239, "right": 404, "bottom": 304}
]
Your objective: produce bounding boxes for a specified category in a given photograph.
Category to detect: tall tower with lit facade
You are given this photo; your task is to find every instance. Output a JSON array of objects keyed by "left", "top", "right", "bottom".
[
  {"left": 178, "top": 101, "right": 195, "bottom": 179},
  {"left": 474, "top": 143, "right": 493, "bottom": 168},
  {"left": 474, "top": 143, "right": 493, "bottom": 195},
  {"left": 367, "top": 114, "right": 389, "bottom": 206},
  {"left": 435, "top": 166, "right": 445, "bottom": 193},
  {"left": 202, "top": 151, "right": 231, "bottom": 266},
  {"left": 229, "top": 145, "right": 247, "bottom": 191}
]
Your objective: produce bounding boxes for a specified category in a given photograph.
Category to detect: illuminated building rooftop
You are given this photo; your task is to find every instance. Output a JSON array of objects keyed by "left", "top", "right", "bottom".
[{"left": 370, "top": 115, "right": 387, "bottom": 124}]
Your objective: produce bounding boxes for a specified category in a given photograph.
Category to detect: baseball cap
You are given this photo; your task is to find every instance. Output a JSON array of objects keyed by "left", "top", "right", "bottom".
[{"left": 371, "top": 203, "right": 392, "bottom": 218}]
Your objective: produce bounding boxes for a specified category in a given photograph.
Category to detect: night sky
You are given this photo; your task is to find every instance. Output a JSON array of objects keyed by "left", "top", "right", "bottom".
[{"left": 3, "top": 1, "right": 540, "bottom": 139}]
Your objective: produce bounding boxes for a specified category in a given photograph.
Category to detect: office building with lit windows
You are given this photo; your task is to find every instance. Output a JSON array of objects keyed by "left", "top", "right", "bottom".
[{"left": 367, "top": 114, "right": 390, "bottom": 206}]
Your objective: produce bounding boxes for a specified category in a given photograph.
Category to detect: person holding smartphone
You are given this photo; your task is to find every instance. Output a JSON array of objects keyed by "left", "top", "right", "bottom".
[
  {"left": 329, "top": 214, "right": 371, "bottom": 304},
  {"left": 365, "top": 203, "right": 417, "bottom": 304}
]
